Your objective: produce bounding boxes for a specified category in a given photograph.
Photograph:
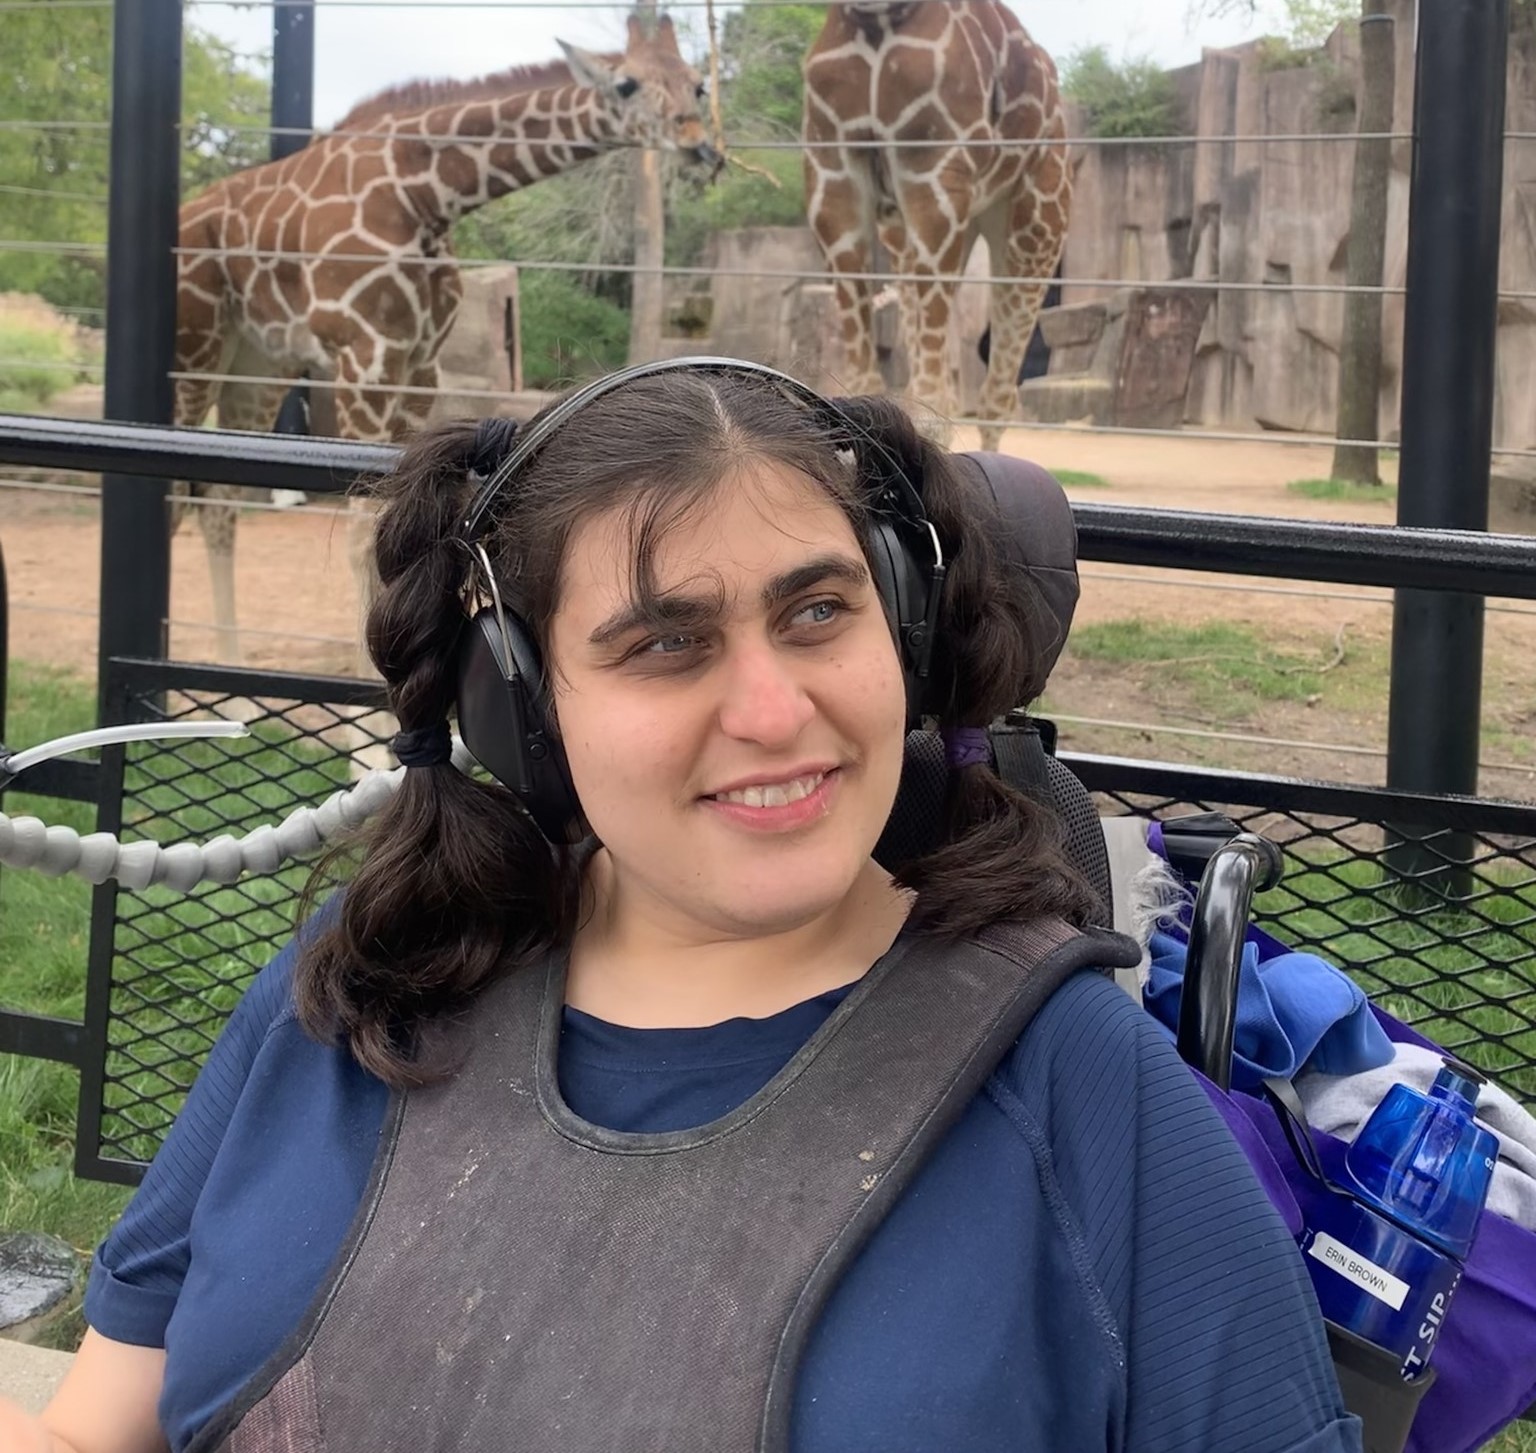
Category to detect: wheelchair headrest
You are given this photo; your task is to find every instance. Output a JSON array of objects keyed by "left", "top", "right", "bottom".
[{"left": 953, "top": 453, "right": 1080, "bottom": 696}]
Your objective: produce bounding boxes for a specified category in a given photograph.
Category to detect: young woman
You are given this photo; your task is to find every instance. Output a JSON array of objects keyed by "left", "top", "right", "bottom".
[{"left": 4, "top": 360, "right": 1360, "bottom": 1453}]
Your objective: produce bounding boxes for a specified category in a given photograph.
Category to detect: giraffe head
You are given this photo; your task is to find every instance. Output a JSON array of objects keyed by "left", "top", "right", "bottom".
[{"left": 559, "top": 14, "right": 719, "bottom": 169}]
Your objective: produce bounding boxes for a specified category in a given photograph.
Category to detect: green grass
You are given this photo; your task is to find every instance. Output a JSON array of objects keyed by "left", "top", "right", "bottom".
[
  {"left": 1, "top": 660, "right": 357, "bottom": 1314},
  {"left": 1287, "top": 477, "right": 1398, "bottom": 504},
  {"left": 1053, "top": 468, "right": 1111, "bottom": 488},
  {"left": 1, "top": 664, "right": 132, "bottom": 1327},
  {"left": 0, "top": 313, "right": 100, "bottom": 413},
  {"left": 1069, "top": 619, "right": 1337, "bottom": 710},
  {"left": 1488, "top": 1422, "right": 1536, "bottom": 1453},
  {"left": 5, "top": 659, "right": 1536, "bottom": 1438},
  {"left": 1257, "top": 852, "right": 1536, "bottom": 1104}
]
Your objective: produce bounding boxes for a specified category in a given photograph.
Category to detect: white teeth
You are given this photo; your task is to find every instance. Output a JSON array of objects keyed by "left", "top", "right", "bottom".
[{"left": 716, "top": 772, "right": 825, "bottom": 808}]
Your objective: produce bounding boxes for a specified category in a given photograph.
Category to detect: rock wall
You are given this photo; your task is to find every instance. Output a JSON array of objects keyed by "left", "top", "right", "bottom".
[
  {"left": 668, "top": 9, "right": 1536, "bottom": 451},
  {"left": 1058, "top": 6, "right": 1536, "bottom": 452}
]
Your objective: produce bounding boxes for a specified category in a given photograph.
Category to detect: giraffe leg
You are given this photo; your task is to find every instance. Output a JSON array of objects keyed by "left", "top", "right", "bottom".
[
  {"left": 807, "top": 165, "right": 884, "bottom": 396},
  {"left": 330, "top": 350, "right": 417, "bottom": 773},
  {"left": 171, "top": 293, "right": 229, "bottom": 540},
  {"left": 890, "top": 172, "right": 974, "bottom": 447},
  {"left": 192, "top": 378, "right": 290, "bottom": 664},
  {"left": 341, "top": 353, "right": 429, "bottom": 685},
  {"left": 875, "top": 212, "right": 921, "bottom": 399},
  {"left": 171, "top": 375, "right": 223, "bottom": 540},
  {"left": 394, "top": 355, "right": 440, "bottom": 437},
  {"left": 981, "top": 151, "right": 1072, "bottom": 452}
]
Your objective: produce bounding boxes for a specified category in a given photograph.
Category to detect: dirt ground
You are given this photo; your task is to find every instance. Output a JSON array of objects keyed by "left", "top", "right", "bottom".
[{"left": 3, "top": 422, "right": 1533, "bottom": 799}]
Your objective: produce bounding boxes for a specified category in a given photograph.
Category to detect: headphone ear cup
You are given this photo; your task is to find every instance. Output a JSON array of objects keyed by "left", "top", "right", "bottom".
[
  {"left": 867, "top": 520, "right": 933, "bottom": 727},
  {"left": 455, "top": 607, "right": 582, "bottom": 841}
]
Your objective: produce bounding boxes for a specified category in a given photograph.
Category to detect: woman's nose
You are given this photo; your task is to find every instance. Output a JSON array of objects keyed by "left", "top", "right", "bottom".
[{"left": 715, "top": 642, "right": 815, "bottom": 746}]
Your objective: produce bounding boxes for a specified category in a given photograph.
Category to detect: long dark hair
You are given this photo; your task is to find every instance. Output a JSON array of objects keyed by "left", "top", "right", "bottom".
[{"left": 296, "top": 370, "right": 1097, "bottom": 1086}]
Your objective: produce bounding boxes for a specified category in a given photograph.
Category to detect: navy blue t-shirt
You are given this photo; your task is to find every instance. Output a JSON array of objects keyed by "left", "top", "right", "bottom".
[{"left": 85, "top": 937, "right": 1360, "bottom": 1453}]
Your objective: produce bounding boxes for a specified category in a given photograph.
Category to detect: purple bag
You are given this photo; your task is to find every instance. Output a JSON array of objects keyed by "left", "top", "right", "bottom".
[{"left": 1195, "top": 1007, "right": 1536, "bottom": 1453}]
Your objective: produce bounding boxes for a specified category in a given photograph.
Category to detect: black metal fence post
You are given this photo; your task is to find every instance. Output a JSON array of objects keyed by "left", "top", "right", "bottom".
[
  {"left": 271, "top": 0, "right": 316, "bottom": 162},
  {"left": 271, "top": 0, "right": 316, "bottom": 436},
  {"left": 1, "top": 536, "right": 8, "bottom": 740},
  {"left": 1385, "top": 0, "right": 1509, "bottom": 897},
  {"left": 97, "top": 0, "right": 183, "bottom": 707}
]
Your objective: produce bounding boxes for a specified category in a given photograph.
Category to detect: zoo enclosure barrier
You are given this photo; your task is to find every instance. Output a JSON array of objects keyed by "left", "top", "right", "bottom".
[
  {"left": 3, "top": 0, "right": 1515, "bottom": 814},
  {"left": 0, "top": 417, "right": 1534, "bottom": 1182}
]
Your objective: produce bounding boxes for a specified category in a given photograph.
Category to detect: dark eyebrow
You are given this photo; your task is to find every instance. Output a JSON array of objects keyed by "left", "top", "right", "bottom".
[
  {"left": 761, "top": 554, "right": 869, "bottom": 609},
  {"left": 587, "top": 552, "right": 869, "bottom": 648}
]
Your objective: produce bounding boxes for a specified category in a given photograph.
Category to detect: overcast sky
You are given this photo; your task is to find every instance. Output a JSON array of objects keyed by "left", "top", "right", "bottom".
[{"left": 187, "top": 1, "right": 1280, "bottom": 130}]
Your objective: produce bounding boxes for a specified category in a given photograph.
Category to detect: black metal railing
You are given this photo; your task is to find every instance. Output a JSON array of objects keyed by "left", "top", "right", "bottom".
[{"left": 6, "top": 413, "right": 1536, "bottom": 598}]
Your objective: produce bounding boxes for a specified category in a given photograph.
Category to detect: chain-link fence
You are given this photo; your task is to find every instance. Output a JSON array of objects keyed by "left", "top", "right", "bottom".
[
  {"left": 72, "top": 665, "right": 1536, "bottom": 1182},
  {"left": 1076, "top": 757, "right": 1536, "bottom": 1107},
  {"left": 77, "top": 659, "right": 393, "bottom": 1181}
]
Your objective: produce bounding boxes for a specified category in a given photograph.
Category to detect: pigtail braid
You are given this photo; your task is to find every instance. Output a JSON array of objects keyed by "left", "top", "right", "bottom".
[
  {"left": 295, "top": 423, "right": 581, "bottom": 1088},
  {"left": 834, "top": 398, "right": 1100, "bottom": 934}
]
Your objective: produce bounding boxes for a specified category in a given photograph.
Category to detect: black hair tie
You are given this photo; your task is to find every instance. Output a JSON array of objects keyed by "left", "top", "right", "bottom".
[
  {"left": 392, "top": 722, "right": 453, "bottom": 769},
  {"left": 471, "top": 416, "right": 521, "bottom": 479}
]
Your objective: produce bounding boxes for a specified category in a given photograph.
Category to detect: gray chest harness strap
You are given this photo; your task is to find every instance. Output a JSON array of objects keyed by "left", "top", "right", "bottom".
[{"left": 196, "top": 917, "right": 1141, "bottom": 1453}]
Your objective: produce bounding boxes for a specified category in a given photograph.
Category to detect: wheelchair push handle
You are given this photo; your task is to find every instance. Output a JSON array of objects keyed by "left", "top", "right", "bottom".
[{"left": 1176, "top": 833, "right": 1284, "bottom": 1092}]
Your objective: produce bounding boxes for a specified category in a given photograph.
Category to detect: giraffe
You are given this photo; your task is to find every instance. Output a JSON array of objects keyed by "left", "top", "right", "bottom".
[
  {"left": 173, "top": 13, "right": 715, "bottom": 665},
  {"left": 802, "top": 0, "right": 1071, "bottom": 450}
]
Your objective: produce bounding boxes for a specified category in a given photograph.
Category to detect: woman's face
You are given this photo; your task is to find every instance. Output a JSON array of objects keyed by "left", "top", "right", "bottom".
[{"left": 547, "top": 457, "right": 908, "bottom": 942}]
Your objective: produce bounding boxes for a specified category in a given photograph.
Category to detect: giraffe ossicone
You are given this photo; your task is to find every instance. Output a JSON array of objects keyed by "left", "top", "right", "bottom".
[
  {"left": 173, "top": 12, "right": 715, "bottom": 676},
  {"left": 803, "top": 0, "right": 1071, "bottom": 452}
]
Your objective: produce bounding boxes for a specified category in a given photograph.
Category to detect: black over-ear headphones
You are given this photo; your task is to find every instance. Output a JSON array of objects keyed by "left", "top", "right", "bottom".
[{"left": 454, "top": 356, "right": 946, "bottom": 842}]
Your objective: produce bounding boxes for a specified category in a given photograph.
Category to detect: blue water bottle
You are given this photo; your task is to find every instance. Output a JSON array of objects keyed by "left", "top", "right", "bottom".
[{"left": 1301, "top": 1056, "right": 1498, "bottom": 1379}]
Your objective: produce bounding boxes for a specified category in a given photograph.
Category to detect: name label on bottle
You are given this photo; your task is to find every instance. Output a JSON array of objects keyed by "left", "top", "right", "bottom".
[{"left": 1308, "top": 1233, "right": 1411, "bottom": 1310}]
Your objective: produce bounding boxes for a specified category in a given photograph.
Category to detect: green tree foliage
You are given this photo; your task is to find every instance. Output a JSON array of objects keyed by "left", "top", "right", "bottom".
[
  {"left": 1278, "top": 0, "right": 1356, "bottom": 47},
  {"left": 666, "top": 1, "right": 823, "bottom": 266},
  {"left": 515, "top": 268, "right": 632, "bottom": 388},
  {"left": 713, "top": 1, "right": 825, "bottom": 135},
  {"left": 180, "top": 31, "right": 273, "bottom": 195},
  {"left": 0, "top": 1, "right": 271, "bottom": 313},
  {"left": 1060, "top": 45, "right": 1186, "bottom": 140},
  {"left": 455, "top": 152, "right": 636, "bottom": 309},
  {"left": 458, "top": 0, "right": 826, "bottom": 341}
]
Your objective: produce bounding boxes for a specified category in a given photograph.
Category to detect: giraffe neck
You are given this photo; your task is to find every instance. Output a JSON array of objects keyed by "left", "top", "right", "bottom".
[
  {"left": 389, "top": 83, "right": 616, "bottom": 230},
  {"left": 847, "top": 2, "right": 921, "bottom": 45}
]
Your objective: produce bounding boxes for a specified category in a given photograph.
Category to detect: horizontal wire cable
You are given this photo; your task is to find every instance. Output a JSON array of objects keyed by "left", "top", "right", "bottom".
[
  {"left": 0, "top": 115, "right": 1423, "bottom": 147},
  {"left": 14, "top": 368, "right": 1531, "bottom": 456},
  {"left": 6, "top": 598, "right": 1527, "bottom": 763},
  {"left": 12, "top": 597, "right": 1530, "bottom": 759},
  {"left": 0, "top": 181, "right": 109, "bottom": 203},
  {"left": 1077, "top": 567, "right": 1536, "bottom": 618},
  {"left": 162, "top": 370, "right": 1426, "bottom": 447},
  {"left": 0, "top": 475, "right": 98, "bottom": 495},
  {"left": 0, "top": 357, "right": 101, "bottom": 373},
  {"left": 6, "top": 478, "right": 1534, "bottom": 617},
  {"left": 6, "top": 597, "right": 356, "bottom": 647},
  {"left": 0, "top": 238, "right": 1419, "bottom": 297},
  {"left": 0, "top": 475, "right": 357, "bottom": 519},
  {"left": 0, "top": 119, "right": 112, "bottom": 131},
  {"left": 1051, "top": 713, "right": 1536, "bottom": 776},
  {"left": 0, "top": 114, "right": 1455, "bottom": 148}
]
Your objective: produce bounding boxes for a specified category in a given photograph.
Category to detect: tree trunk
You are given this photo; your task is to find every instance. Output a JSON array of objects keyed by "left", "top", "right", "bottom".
[
  {"left": 628, "top": 0, "right": 665, "bottom": 364},
  {"left": 1331, "top": 11, "right": 1396, "bottom": 484}
]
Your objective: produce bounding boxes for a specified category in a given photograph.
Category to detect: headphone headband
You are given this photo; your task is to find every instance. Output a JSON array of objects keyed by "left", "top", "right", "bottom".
[{"left": 458, "top": 355, "right": 929, "bottom": 542}]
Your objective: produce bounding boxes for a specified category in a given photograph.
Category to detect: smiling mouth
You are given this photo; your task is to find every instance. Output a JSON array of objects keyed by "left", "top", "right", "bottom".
[{"left": 710, "top": 770, "right": 831, "bottom": 809}]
